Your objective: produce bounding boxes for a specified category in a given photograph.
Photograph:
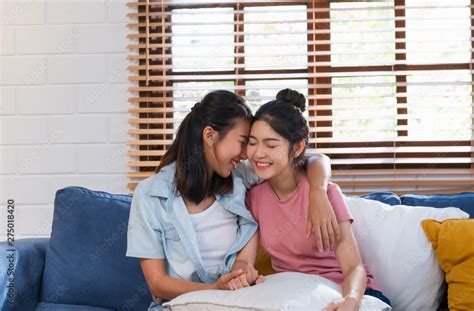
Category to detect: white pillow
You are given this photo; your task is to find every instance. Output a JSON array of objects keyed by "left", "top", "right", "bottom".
[
  {"left": 163, "top": 272, "right": 391, "bottom": 311},
  {"left": 345, "top": 196, "right": 469, "bottom": 311}
]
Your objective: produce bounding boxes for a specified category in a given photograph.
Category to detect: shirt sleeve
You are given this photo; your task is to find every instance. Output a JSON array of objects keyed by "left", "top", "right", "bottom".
[
  {"left": 327, "top": 183, "right": 353, "bottom": 224},
  {"left": 126, "top": 185, "right": 166, "bottom": 259},
  {"left": 233, "top": 160, "right": 263, "bottom": 189}
]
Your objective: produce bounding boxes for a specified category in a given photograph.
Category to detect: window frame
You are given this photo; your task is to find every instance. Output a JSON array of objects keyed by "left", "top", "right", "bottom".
[{"left": 127, "top": 0, "right": 474, "bottom": 194}]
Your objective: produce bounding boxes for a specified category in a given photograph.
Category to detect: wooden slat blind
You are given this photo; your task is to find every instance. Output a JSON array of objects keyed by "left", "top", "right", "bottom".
[{"left": 127, "top": 0, "right": 474, "bottom": 194}]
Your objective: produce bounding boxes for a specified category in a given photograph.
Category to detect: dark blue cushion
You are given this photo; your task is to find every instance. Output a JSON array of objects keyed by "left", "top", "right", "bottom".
[
  {"left": 360, "top": 192, "right": 401, "bottom": 206},
  {"left": 36, "top": 302, "right": 114, "bottom": 311},
  {"left": 40, "top": 187, "right": 152, "bottom": 310},
  {"left": 400, "top": 192, "right": 474, "bottom": 217},
  {"left": 0, "top": 238, "right": 49, "bottom": 311}
]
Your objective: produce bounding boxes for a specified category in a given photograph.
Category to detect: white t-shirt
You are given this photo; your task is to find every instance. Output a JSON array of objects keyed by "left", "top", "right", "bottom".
[{"left": 189, "top": 200, "right": 238, "bottom": 276}]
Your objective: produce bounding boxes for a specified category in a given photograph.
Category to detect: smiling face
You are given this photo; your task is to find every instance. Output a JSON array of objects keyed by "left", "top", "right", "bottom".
[
  {"left": 205, "top": 118, "right": 251, "bottom": 178},
  {"left": 246, "top": 120, "right": 294, "bottom": 180}
]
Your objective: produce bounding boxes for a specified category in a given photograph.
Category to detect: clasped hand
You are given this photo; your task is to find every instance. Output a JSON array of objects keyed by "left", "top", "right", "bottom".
[{"left": 214, "top": 261, "right": 265, "bottom": 290}]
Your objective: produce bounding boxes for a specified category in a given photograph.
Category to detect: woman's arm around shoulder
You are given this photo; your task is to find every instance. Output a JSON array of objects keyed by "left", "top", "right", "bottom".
[{"left": 305, "top": 153, "right": 341, "bottom": 252}]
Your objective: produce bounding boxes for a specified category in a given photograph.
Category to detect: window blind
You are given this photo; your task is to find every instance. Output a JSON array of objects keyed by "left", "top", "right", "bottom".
[{"left": 127, "top": 0, "right": 474, "bottom": 194}]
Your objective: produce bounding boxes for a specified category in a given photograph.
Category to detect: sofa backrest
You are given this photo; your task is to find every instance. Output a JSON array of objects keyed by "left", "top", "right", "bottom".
[
  {"left": 360, "top": 192, "right": 401, "bottom": 205},
  {"left": 358, "top": 191, "right": 474, "bottom": 218},
  {"left": 401, "top": 192, "right": 474, "bottom": 217},
  {"left": 40, "top": 187, "right": 151, "bottom": 310}
]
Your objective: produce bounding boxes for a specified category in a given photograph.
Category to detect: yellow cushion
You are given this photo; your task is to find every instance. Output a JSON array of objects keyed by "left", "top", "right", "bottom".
[
  {"left": 255, "top": 243, "right": 275, "bottom": 276},
  {"left": 422, "top": 219, "right": 474, "bottom": 310}
]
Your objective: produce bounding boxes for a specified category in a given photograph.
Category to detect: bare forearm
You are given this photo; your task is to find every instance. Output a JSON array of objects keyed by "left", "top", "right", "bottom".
[
  {"left": 306, "top": 153, "right": 331, "bottom": 190},
  {"left": 341, "top": 265, "right": 367, "bottom": 301},
  {"left": 232, "top": 259, "right": 252, "bottom": 271},
  {"left": 233, "top": 232, "right": 259, "bottom": 268},
  {"left": 148, "top": 275, "right": 215, "bottom": 300}
]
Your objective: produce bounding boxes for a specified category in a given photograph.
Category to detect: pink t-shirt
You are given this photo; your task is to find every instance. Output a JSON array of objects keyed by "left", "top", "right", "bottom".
[{"left": 246, "top": 175, "right": 381, "bottom": 291}]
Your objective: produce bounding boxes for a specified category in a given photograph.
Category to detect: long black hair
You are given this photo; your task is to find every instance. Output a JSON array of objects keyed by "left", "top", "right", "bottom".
[
  {"left": 254, "top": 89, "right": 308, "bottom": 170},
  {"left": 156, "top": 90, "right": 253, "bottom": 204}
]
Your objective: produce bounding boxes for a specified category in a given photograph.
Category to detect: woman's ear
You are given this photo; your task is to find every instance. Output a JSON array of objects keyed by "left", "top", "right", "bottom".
[
  {"left": 293, "top": 140, "right": 305, "bottom": 158},
  {"left": 202, "top": 126, "right": 216, "bottom": 147}
]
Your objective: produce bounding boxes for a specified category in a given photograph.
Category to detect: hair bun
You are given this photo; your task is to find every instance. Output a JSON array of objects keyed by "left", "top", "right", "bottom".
[{"left": 276, "top": 88, "right": 306, "bottom": 112}]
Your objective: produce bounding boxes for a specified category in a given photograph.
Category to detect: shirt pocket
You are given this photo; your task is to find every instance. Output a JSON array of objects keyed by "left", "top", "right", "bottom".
[
  {"left": 163, "top": 227, "right": 181, "bottom": 241},
  {"left": 162, "top": 227, "right": 191, "bottom": 269}
]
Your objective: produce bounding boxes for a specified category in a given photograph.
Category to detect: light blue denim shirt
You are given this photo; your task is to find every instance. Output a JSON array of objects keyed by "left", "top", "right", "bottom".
[{"left": 126, "top": 161, "right": 258, "bottom": 287}]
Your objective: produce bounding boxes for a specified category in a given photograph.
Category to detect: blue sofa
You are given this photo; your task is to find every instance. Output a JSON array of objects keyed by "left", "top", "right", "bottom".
[{"left": 1, "top": 187, "right": 473, "bottom": 311}]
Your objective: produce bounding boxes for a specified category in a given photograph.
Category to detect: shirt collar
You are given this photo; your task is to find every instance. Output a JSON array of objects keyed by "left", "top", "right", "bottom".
[
  {"left": 147, "top": 162, "right": 176, "bottom": 198},
  {"left": 147, "top": 162, "right": 236, "bottom": 210}
]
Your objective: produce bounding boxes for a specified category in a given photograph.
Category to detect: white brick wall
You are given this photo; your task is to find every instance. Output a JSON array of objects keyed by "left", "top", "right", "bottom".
[{"left": 0, "top": 0, "right": 131, "bottom": 241}]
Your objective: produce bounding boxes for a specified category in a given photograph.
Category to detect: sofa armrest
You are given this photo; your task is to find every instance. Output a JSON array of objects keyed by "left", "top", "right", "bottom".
[{"left": 0, "top": 238, "right": 50, "bottom": 311}]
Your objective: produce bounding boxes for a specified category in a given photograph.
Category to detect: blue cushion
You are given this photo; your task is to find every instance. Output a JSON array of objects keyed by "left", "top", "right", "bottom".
[
  {"left": 400, "top": 192, "right": 474, "bottom": 217},
  {"left": 0, "top": 238, "right": 49, "bottom": 311},
  {"left": 36, "top": 302, "right": 114, "bottom": 311},
  {"left": 40, "top": 187, "right": 152, "bottom": 310},
  {"left": 360, "top": 192, "right": 401, "bottom": 206}
]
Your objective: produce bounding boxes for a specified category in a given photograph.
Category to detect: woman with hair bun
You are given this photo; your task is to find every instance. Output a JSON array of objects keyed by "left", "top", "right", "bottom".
[{"left": 245, "top": 89, "right": 391, "bottom": 310}]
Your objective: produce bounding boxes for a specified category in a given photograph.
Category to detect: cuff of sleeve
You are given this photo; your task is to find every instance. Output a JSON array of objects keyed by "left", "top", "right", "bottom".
[{"left": 126, "top": 251, "right": 166, "bottom": 260}]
